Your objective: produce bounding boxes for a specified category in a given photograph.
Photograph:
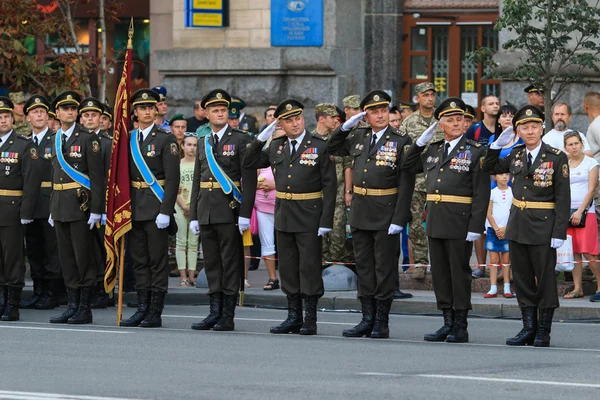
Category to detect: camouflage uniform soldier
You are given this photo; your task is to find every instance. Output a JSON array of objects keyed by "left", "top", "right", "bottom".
[
  {"left": 399, "top": 82, "right": 443, "bottom": 279},
  {"left": 9, "top": 92, "right": 32, "bottom": 137},
  {"left": 311, "top": 103, "right": 354, "bottom": 263},
  {"left": 343, "top": 95, "right": 370, "bottom": 129}
]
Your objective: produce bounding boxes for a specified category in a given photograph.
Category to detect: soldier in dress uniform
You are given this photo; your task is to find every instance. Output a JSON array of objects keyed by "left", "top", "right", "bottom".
[
  {"left": 9, "top": 92, "right": 32, "bottom": 137},
  {"left": 244, "top": 99, "right": 336, "bottom": 335},
  {"left": 234, "top": 97, "right": 259, "bottom": 135},
  {"left": 524, "top": 85, "right": 545, "bottom": 110},
  {"left": 48, "top": 110, "right": 61, "bottom": 133},
  {"left": 78, "top": 97, "right": 113, "bottom": 309},
  {"left": 483, "top": 105, "right": 570, "bottom": 347},
  {"left": 402, "top": 97, "right": 490, "bottom": 343},
  {"left": 48, "top": 91, "right": 104, "bottom": 325},
  {"left": 121, "top": 89, "right": 180, "bottom": 328},
  {"left": 189, "top": 89, "right": 257, "bottom": 332},
  {"left": 20, "top": 94, "right": 62, "bottom": 310},
  {"left": 327, "top": 90, "right": 413, "bottom": 339},
  {"left": 0, "top": 96, "right": 41, "bottom": 321},
  {"left": 99, "top": 103, "right": 114, "bottom": 137}
]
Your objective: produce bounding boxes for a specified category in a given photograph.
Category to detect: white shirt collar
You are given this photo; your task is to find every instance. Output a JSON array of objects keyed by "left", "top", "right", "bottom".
[
  {"left": 371, "top": 127, "right": 387, "bottom": 143},
  {"left": 0, "top": 130, "right": 13, "bottom": 145},
  {"left": 32, "top": 127, "right": 49, "bottom": 144},
  {"left": 140, "top": 123, "right": 155, "bottom": 141},
  {"left": 526, "top": 142, "right": 542, "bottom": 161},
  {"left": 61, "top": 123, "right": 76, "bottom": 139},
  {"left": 212, "top": 124, "right": 229, "bottom": 140},
  {"left": 240, "top": 112, "right": 245, "bottom": 120},
  {"left": 444, "top": 135, "right": 463, "bottom": 154},
  {"left": 288, "top": 130, "right": 306, "bottom": 153}
]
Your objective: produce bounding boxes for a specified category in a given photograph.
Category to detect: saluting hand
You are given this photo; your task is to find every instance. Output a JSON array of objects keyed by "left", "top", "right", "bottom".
[
  {"left": 490, "top": 126, "right": 515, "bottom": 150},
  {"left": 341, "top": 111, "right": 367, "bottom": 131},
  {"left": 415, "top": 121, "right": 438, "bottom": 146},
  {"left": 257, "top": 120, "right": 278, "bottom": 142}
]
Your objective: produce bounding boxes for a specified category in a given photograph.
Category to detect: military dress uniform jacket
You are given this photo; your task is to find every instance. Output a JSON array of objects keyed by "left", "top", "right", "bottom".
[
  {"left": 240, "top": 114, "right": 259, "bottom": 135},
  {"left": 0, "top": 131, "right": 41, "bottom": 225},
  {"left": 190, "top": 126, "right": 257, "bottom": 225},
  {"left": 244, "top": 132, "right": 336, "bottom": 233},
  {"left": 482, "top": 143, "right": 570, "bottom": 245},
  {"left": 402, "top": 135, "right": 490, "bottom": 240},
  {"left": 50, "top": 124, "right": 104, "bottom": 222},
  {"left": 32, "top": 130, "right": 54, "bottom": 219},
  {"left": 129, "top": 124, "right": 180, "bottom": 221},
  {"left": 327, "top": 126, "right": 413, "bottom": 231}
]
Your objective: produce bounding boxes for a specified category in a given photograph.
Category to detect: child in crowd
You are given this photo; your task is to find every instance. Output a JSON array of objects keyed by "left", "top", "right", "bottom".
[{"left": 484, "top": 173, "right": 514, "bottom": 298}]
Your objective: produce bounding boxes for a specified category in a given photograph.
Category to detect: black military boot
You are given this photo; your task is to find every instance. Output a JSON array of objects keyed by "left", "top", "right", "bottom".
[
  {"left": 299, "top": 296, "right": 319, "bottom": 335},
  {"left": 534, "top": 308, "right": 554, "bottom": 347},
  {"left": 90, "top": 282, "right": 109, "bottom": 309},
  {"left": 446, "top": 310, "right": 469, "bottom": 343},
  {"left": 343, "top": 296, "right": 376, "bottom": 337},
  {"left": 213, "top": 294, "right": 237, "bottom": 331},
  {"left": 192, "top": 293, "right": 223, "bottom": 330},
  {"left": 270, "top": 294, "right": 303, "bottom": 334},
  {"left": 1, "top": 287, "right": 22, "bottom": 321},
  {"left": 50, "top": 288, "right": 80, "bottom": 324},
  {"left": 371, "top": 298, "right": 393, "bottom": 339},
  {"left": 140, "top": 291, "right": 166, "bottom": 328},
  {"left": 121, "top": 290, "right": 151, "bottom": 327},
  {"left": 506, "top": 307, "right": 537, "bottom": 346},
  {"left": 68, "top": 287, "right": 93, "bottom": 324},
  {"left": 424, "top": 309, "right": 455, "bottom": 342},
  {"left": 20, "top": 280, "right": 42, "bottom": 309},
  {"left": 35, "top": 279, "right": 58, "bottom": 310},
  {"left": 0, "top": 286, "right": 7, "bottom": 316}
]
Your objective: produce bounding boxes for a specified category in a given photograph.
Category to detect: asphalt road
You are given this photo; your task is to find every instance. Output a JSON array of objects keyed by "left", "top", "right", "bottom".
[{"left": 1, "top": 306, "right": 599, "bottom": 400}]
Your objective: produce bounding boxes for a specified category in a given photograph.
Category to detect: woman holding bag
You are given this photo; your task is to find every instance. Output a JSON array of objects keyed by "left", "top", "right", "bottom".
[{"left": 563, "top": 131, "right": 600, "bottom": 300}]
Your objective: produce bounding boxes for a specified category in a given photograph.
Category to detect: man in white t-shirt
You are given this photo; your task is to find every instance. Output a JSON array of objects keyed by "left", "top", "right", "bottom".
[
  {"left": 542, "top": 102, "right": 593, "bottom": 156},
  {"left": 584, "top": 92, "right": 600, "bottom": 164}
]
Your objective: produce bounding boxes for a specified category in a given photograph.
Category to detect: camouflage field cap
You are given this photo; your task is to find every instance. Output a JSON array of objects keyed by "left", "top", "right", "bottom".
[
  {"left": 415, "top": 82, "right": 436, "bottom": 94},
  {"left": 315, "top": 103, "right": 339, "bottom": 117},
  {"left": 9, "top": 91, "right": 26, "bottom": 104},
  {"left": 343, "top": 94, "right": 360, "bottom": 109}
]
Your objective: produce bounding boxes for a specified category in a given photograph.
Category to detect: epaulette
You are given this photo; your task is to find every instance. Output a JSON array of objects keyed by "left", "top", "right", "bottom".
[
  {"left": 102, "top": 132, "right": 113, "bottom": 140},
  {"left": 232, "top": 128, "right": 250, "bottom": 136},
  {"left": 156, "top": 128, "right": 169, "bottom": 135},
  {"left": 271, "top": 135, "right": 286, "bottom": 142},
  {"left": 513, "top": 143, "right": 525, "bottom": 149},
  {"left": 549, "top": 146, "right": 563, "bottom": 155},
  {"left": 311, "top": 134, "right": 328, "bottom": 142},
  {"left": 16, "top": 135, "right": 30, "bottom": 141},
  {"left": 430, "top": 139, "right": 444, "bottom": 145},
  {"left": 465, "top": 139, "right": 481, "bottom": 148},
  {"left": 389, "top": 128, "right": 406, "bottom": 137}
]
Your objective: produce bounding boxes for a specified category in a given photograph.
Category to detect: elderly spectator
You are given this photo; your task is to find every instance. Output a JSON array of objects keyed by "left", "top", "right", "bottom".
[{"left": 542, "top": 103, "right": 593, "bottom": 156}]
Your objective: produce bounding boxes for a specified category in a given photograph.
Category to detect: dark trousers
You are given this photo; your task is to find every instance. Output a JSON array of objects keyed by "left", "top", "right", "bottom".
[
  {"left": 201, "top": 223, "right": 243, "bottom": 296},
  {"left": 25, "top": 218, "right": 60, "bottom": 281},
  {"left": 129, "top": 220, "right": 170, "bottom": 293},
  {"left": 55, "top": 220, "right": 96, "bottom": 289},
  {"left": 352, "top": 229, "right": 399, "bottom": 300},
  {"left": 428, "top": 237, "right": 473, "bottom": 310},
  {"left": 509, "top": 240, "right": 559, "bottom": 309},
  {"left": 92, "top": 225, "right": 106, "bottom": 284},
  {"left": 0, "top": 224, "right": 25, "bottom": 288},
  {"left": 276, "top": 230, "right": 324, "bottom": 297}
]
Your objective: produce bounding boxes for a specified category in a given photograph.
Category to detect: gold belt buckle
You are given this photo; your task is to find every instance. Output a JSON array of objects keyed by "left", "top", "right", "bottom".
[
  {"left": 360, "top": 188, "right": 367, "bottom": 195},
  {"left": 285, "top": 193, "right": 293, "bottom": 200},
  {"left": 433, "top": 194, "right": 442, "bottom": 202},
  {"left": 207, "top": 182, "right": 213, "bottom": 189},
  {"left": 55, "top": 184, "right": 63, "bottom": 190},
  {"left": 518, "top": 200, "right": 526, "bottom": 210}
]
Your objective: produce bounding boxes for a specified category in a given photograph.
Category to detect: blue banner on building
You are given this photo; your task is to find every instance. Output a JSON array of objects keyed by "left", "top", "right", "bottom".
[{"left": 271, "top": 0, "right": 323, "bottom": 47}]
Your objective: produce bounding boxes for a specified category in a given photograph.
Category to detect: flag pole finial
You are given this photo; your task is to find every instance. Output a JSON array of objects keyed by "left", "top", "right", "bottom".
[{"left": 127, "top": 17, "right": 134, "bottom": 49}]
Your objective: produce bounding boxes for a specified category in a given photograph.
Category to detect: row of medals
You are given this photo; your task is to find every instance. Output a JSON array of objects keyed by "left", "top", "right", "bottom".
[
  {"left": 533, "top": 167, "right": 554, "bottom": 187},
  {"left": 450, "top": 157, "right": 471, "bottom": 171},
  {"left": 376, "top": 150, "right": 396, "bottom": 167},
  {"left": 300, "top": 153, "right": 318, "bottom": 166}
]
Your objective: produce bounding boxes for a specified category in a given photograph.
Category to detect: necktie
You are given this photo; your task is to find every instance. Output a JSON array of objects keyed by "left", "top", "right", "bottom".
[
  {"left": 33, "top": 136, "right": 38, "bottom": 146},
  {"left": 527, "top": 153, "right": 533, "bottom": 169},
  {"left": 443, "top": 142, "right": 451, "bottom": 159},
  {"left": 138, "top": 131, "right": 144, "bottom": 146},
  {"left": 369, "top": 134, "right": 377, "bottom": 152},
  {"left": 290, "top": 140, "right": 298, "bottom": 158},
  {"left": 213, "top": 134, "right": 219, "bottom": 150},
  {"left": 62, "top": 134, "right": 67, "bottom": 147}
]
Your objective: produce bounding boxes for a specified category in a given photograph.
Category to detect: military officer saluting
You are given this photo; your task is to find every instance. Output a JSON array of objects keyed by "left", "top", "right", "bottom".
[
  {"left": 189, "top": 89, "right": 257, "bottom": 332},
  {"left": 327, "top": 90, "right": 413, "bottom": 339},
  {"left": 402, "top": 97, "right": 490, "bottom": 343},
  {"left": 0, "top": 96, "right": 41, "bottom": 321},
  {"left": 483, "top": 105, "right": 570, "bottom": 347},
  {"left": 244, "top": 99, "right": 336, "bottom": 335},
  {"left": 48, "top": 90, "right": 104, "bottom": 325},
  {"left": 121, "top": 89, "right": 180, "bottom": 328},
  {"left": 21, "top": 94, "right": 62, "bottom": 310}
]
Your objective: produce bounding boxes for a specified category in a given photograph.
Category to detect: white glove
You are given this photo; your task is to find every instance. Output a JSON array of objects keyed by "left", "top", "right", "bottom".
[
  {"left": 238, "top": 217, "right": 250, "bottom": 235},
  {"left": 388, "top": 224, "right": 403, "bottom": 235},
  {"left": 416, "top": 121, "right": 439, "bottom": 147},
  {"left": 551, "top": 238, "right": 564, "bottom": 249},
  {"left": 258, "top": 120, "right": 278, "bottom": 142},
  {"left": 87, "top": 213, "right": 102, "bottom": 230},
  {"left": 489, "top": 126, "right": 515, "bottom": 150},
  {"left": 466, "top": 232, "right": 481, "bottom": 242},
  {"left": 190, "top": 220, "right": 200, "bottom": 235},
  {"left": 101, "top": 214, "right": 107, "bottom": 226},
  {"left": 48, "top": 215, "right": 54, "bottom": 227},
  {"left": 155, "top": 213, "right": 170, "bottom": 229},
  {"left": 21, "top": 219, "right": 34, "bottom": 225},
  {"left": 317, "top": 227, "right": 332, "bottom": 237},
  {"left": 341, "top": 111, "right": 367, "bottom": 131}
]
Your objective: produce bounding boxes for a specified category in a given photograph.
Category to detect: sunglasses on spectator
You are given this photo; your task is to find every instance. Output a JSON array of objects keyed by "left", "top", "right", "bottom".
[{"left": 184, "top": 132, "right": 198, "bottom": 137}]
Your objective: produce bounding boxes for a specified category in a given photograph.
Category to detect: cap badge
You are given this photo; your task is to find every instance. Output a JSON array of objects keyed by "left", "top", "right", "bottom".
[
  {"left": 286, "top": 104, "right": 292, "bottom": 110},
  {"left": 35, "top": 98, "right": 40, "bottom": 103},
  {"left": 216, "top": 93, "right": 223, "bottom": 99},
  {"left": 526, "top": 109, "right": 533, "bottom": 116},
  {"left": 231, "top": 108, "right": 236, "bottom": 113},
  {"left": 66, "top": 95, "right": 72, "bottom": 100},
  {"left": 142, "top": 93, "right": 148, "bottom": 99},
  {"left": 373, "top": 95, "right": 380, "bottom": 101},
  {"left": 450, "top": 102, "right": 456, "bottom": 108},
  {"left": 88, "top": 101, "right": 93, "bottom": 106},
  {"left": 0, "top": 101, "right": 4, "bottom": 107}
]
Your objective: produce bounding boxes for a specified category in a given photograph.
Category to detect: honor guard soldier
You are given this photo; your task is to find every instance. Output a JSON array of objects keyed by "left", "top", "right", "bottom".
[
  {"left": 79, "top": 97, "right": 113, "bottom": 308},
  {"left": 484, "top": 105, "right": 570, "bottom": 347},
  {"left": 327, "top": 90, "right": 413, "bottom": 339},
  {"left": 233, "top": 97, "right": 259, "bottom": 135},
  {"left": 48, "top": 91, "right": 104, "bottom": 325},
  {"left": 121, "top": 89, "right": 180, "bottom": 328},
  {"left": 21, "top": 94, "right": 62, "bottom": 310},
  {"left": 244, "top": 99, "right": 336, "bottom": 335},
  {"left": 189, "top": 89, "right": 257, "bottom": 332},
  {"left": 99, "top": 103, "right": 114, "bottom": 136},
  {"left": 0, "top": 96, "right": 41, "bottom": 321},
  {"left": 402, "top": 97, "right": 490, "bottom": 343}
]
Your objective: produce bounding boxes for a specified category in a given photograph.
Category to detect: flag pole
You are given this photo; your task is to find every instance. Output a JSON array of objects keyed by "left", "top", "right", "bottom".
[{"left": 117, "top": 239, "right": 125, "bottom": 326}]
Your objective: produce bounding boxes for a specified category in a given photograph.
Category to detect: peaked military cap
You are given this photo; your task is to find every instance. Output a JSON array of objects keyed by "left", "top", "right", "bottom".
[
  {"left": 231, "top": 97, "right": 247, "bottom": 110},
  {"left": 102, "top": 103, "right": 113, "bottom": 121},
  {"left": 512, "top": 105, "right": 544, "bottom": 127},
  {"left": 201, "top": 89, "right": 231, "bottom": 109},
  {"left": 52, "top": 90, "right": 81, "bottom": 109},
  {"left": 48, "top": 110, "right": 57, "bottom": 119},
  {"left": 79, "top": 97, "right": 103, "bottom": 115},
  {"left": 315, "top": 103, "right": 339, "bottom": 117},
  {"left": 24, "top": 94, "right": 50, "bottom": 115},
  {"left": 131, "top": 88, "right": 160, "bottom": 107},
  {"left": 398, "top": 101, "right": 417, "bottom": 111},
  {"left": 343, "top": 94, "right": 360, "bottom": 109},
  {"left": 229, "top": 99, "right": 244, "bottom": 118},
  {"left": 152, "top": 86, "right": 167, "bottom": 102},
  {"left": 0, "top": 96, "right": 14, "bottom": 113},
  {"left": 524, "top": 84, "right": 544, "bottom": 94},
  {"left": 434, "top": 97, "right": 465, "bottom": 120},
  {"left": 274, "top": 99, "right": 304, "bottom": 120},
  {"left": 360, "top": 90, "right": 391, "bottom": 111},
  {"left": 464, "top": 104, "right": 476, "bottom": 119}
]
